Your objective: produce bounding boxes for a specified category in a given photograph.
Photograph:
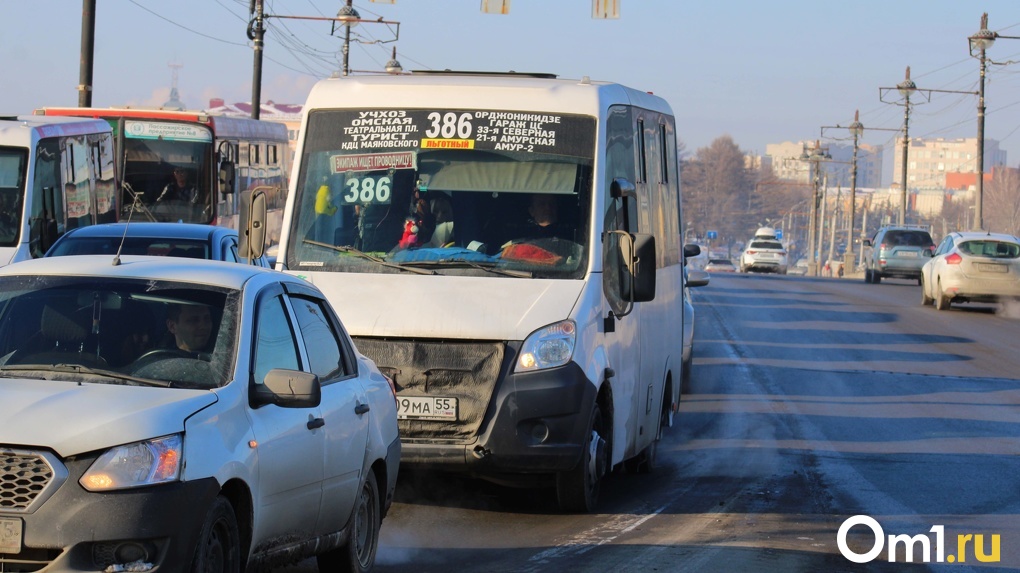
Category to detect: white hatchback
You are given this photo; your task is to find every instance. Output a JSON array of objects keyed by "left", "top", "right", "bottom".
[
  {"left": 0, "top": 256, "right": 400, "bottom": 572},
  {"left": 920, "top": 231, "right": 1020, "bottom": 310}
]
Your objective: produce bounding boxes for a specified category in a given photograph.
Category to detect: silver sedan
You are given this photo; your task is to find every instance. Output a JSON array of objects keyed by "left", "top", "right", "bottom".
[{"left": 920, "top": 231, "right": 1020, "bottom": 310}]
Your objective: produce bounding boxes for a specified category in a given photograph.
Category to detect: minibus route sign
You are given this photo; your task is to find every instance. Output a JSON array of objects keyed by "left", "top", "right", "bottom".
[{"left": 315, "top": 109, "right": 595, "bottom": 158}]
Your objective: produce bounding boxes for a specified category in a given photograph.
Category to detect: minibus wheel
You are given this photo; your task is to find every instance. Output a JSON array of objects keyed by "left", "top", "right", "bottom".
[{"left": 556, "top": 404, "right": 606, "bottom": 512}]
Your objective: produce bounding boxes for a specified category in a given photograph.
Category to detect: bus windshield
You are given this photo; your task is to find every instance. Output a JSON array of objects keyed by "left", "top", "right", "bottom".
[
  {"left": 0, "top": 147, "right": 27, "bottom": 248},
  {"left": 286, "top": 109, "right": 596, "bottom": 279},
  {"left": 118, "top": 121, "right": 214, "bottom": 225}
]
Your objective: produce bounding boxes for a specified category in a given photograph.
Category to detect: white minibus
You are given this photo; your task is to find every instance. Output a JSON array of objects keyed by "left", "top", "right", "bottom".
[
  {"left": 0, "top": 115, "right": 116, "bottom": 264},
  {"left": 273, "top": 72, "right": 699, "bottom": 511}
]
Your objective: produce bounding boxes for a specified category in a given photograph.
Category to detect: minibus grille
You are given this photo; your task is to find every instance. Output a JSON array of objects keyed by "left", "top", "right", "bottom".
[{"left": 353, "top": 338, "right": 504, "bottom": 442}]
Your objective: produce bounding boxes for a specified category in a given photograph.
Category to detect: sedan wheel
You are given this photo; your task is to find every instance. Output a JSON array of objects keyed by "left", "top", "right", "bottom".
[
  {"left": 935, "top": 279, "right": 952, "bottom": 311},
  {"left": 920, "top": 277, "right": 934, "bottom": 306},
  {"left": 190, "top": 496, "right": 241, "bottom": 573},
  {"left": 317, "top": 473, "right": 381, "bottom": 573}
]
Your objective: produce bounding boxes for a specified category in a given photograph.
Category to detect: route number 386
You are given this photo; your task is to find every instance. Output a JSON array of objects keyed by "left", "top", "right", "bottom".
[
  {"left": 342, "top": 176, "right": 392, "bottom": 205},
  {"left": 425, "top": 112, "right": 473, "bottom": 139}
]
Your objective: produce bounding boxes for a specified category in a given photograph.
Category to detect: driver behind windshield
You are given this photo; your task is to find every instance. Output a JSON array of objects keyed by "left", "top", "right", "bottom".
[{"left": 165, "top": 303, "right": 213, "bottom": 352}]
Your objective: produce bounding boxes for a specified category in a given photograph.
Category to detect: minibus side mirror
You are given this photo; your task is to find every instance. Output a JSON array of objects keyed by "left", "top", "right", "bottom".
[
  {"left": 219, "top": 161, "right": 236, "bottom": 196},
  {"left": 239, "top": 188, "right": 267, "bottom": 261},
  {"left": 620, "top": 232, "right": 656, "bottom": 303}
]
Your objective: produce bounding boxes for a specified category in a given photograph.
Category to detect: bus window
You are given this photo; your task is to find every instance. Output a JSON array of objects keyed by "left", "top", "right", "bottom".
[
  {"left": 0, "top": 149, "right": 27, "bottom": 247},
  {"left": 93, "top": 133, "right": 117, "bottom": 223},
  {"left": 29, "top": 139, "right": 64, "bottom": 257}
]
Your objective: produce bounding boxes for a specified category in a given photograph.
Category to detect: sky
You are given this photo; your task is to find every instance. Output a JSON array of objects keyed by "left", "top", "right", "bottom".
[{"left": 5, "top": 1, "right": 1020, "bottom": 181}]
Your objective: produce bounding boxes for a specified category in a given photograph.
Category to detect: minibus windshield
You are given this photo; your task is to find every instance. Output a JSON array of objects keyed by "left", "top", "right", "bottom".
[{"left": 286, "top": 109, "right": 596, "bottom": 279}]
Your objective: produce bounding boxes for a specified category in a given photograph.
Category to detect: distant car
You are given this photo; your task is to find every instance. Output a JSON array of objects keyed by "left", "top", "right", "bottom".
[
  {"left": 0, "top": 255, "right": 399, "bottom": 571},
  {"left": 862, "top": 226, "right": 934, "bottom": 284},
  {"left": 44, "top": 222, "right": 271, "bottom": 268},
  {"left": 704, "top": 258, "right": 737, "bottom": 273},
  {"left": 787, "top": 258, "right": 809, "bottom": 276},
  {"left": 920, "top": 231, "right": 1020, "bottom": 310},
  {"left": 682, "top": 268, "right": 710, "bottom": 389},
  {"left": 740, "top": 239, "right": 788, "bottom": 274}
]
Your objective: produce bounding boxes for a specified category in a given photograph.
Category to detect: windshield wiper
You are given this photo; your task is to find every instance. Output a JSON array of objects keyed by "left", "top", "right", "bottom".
[
  {"left": 0, "top": 364, "right": 172, "bottom": 387},
  {"left": 399, "top": 259, "right": 533, "bottom": 278},
  {"left": 303, "top": 240, "right": 437, "bottom": 275}
]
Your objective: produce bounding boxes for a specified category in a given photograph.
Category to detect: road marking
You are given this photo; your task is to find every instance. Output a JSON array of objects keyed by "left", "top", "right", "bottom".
[{"left": 523, "top": 503, "right": 669, "bottom": 569}]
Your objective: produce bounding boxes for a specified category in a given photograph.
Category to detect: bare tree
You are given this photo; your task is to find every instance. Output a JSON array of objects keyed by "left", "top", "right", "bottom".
[
  {"left": 984, "top": 166, "right": 1020, "bottom": 235},
  {"left": 681, "top": 136, "right": 761, "bottom": 249}
]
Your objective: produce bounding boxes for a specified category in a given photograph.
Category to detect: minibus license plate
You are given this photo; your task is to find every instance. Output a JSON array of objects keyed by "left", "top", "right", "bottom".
[
  {"left": 0, "top": 517, "right": 22, "bottom": 554},
  {"left": 398, "top": 396, "right": 457, "bottom": 420}
]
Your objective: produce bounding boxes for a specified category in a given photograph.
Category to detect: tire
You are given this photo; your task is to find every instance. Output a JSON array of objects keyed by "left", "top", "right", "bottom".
[
  {"left": 935, "top": 280, "right": 952, "bottom": 311},
  {"left": 190, "top": 496, "right": 241, "bottom": 573},
  {"left": 681, "top": 352, "right": 693, "bottom": 395},
  {"left": 317, "top": 472, "right": 381, "bottom": 573},
  {"left": 556, "top": 404, "right": 607, "bottom": 513},
  {"left": 624, "top": 385, "right": 672, "bottom": 475},
  {"left": 864, "top": 269, "right": 872, "bottom": 283},
  {"left": 920, "top": 276, "right": 934, "bottom": 306},
  {"left": 872, "top": 272, "right": 882, "bottom": 284}
]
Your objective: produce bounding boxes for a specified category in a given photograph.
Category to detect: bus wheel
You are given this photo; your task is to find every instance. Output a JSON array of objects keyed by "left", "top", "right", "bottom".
[
  {"left": 556, "top": 404, "right": 606, "bottom": 513},
  {"left": 625, "top": 389, "right": 670, "bottom": 475}
]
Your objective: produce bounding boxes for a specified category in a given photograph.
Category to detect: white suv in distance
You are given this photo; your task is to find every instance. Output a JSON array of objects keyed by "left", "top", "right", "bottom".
[{"left": 740, "top": 238, "right": 788, "bottom": 274}]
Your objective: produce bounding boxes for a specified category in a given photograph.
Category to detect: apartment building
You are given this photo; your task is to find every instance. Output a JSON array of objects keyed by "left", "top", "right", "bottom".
[
  {"left": 891, "top": 136, "right": 1007, "bottom": 191},
  {"left": 765, "top": 140, "right": 883, "bottom": 188}
]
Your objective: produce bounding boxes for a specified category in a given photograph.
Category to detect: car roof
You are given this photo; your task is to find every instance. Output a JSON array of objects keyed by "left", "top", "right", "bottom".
[
  {"left": 57, "top": 222, "right": 234, "bottom": 241},
  {"left": 0, "top": 255, "right": 277, "bottom": 290},
  {"left": 950, "top": 231, "right": 1020, "bottom": 242}
]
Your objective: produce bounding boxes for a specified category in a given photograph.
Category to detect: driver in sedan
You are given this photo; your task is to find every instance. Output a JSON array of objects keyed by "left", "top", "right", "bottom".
[{"left": 166, "top": 303, "right": 213, "bottom": 352}]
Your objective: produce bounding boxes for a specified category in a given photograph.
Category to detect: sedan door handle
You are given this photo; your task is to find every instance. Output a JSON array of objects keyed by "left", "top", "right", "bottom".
[
  {"left": 307, "top": 417, "right": 325, "bottom": 430},
  {"left": 355, "top": 403, "right": 370, "bottom": 415}
]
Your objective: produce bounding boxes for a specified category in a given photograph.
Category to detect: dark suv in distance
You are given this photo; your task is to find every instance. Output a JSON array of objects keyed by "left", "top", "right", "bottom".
[{"left": 862, "top": 226, "right": 935, "bottom": 284}]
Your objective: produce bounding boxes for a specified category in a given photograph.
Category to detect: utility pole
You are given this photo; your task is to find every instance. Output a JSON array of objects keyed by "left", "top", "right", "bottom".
[
  {"left": 967, "top": 14, "right": 1020, "bottom": 230},
  {"left": 78, "top": 0, "right": 96, "bottom": 107},
  {"left": 248, "top": 0, "right": 265, "bottom": 119}
]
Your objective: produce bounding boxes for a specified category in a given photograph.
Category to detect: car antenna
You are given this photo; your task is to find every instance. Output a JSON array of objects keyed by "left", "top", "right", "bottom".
[{"left": 112, "top": 182, "right": 143, "bottom": 266}]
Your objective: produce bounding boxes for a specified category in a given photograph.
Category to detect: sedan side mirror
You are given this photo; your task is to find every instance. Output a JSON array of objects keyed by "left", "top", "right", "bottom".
[{"left": 253, "top": 369, "right": 321, "bottom": 408}]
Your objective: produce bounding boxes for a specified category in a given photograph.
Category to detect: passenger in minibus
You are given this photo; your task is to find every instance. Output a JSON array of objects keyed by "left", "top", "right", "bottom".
[{"left": 425, "top": 193, "right": 454, "bottom": 247}]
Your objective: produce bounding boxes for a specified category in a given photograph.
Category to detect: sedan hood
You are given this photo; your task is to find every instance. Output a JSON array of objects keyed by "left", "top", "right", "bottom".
[
  {"left": 0, "top": 378, "right": 217, "bottom": 457},
  {"left": 297, "top": 272, "right": 585, "bottom": 340}
]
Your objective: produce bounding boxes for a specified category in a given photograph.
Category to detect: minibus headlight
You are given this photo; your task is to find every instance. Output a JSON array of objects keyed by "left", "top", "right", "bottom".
[
  {"left": 516, "top": 320, "right": 576, "bottom": 372},
  {"left": 80, "top": 434, "right": 183, "bottom": 491}
]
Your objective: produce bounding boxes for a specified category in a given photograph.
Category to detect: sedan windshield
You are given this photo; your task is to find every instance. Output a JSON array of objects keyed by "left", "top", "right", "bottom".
[{"left": 0, "top": 276, "right": 237, "bottom": 389}]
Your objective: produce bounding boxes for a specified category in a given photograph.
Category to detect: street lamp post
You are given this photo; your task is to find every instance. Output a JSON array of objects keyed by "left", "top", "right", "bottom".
[
  {"left": 969, "top": 13, "right": 1020, "bottom": 230},
  {"left": 847, "top": 113, "right": 863, "bottom": 273},
  {"left": 247, "top": 4, "right": 401, "bottom": 116},
  {"left": 821, "top": 112, "right": 865, "bottom": 275},
  {"left": 336, "top": 1, "right": 359, "bottom": 77},
  {"left": 801, "top": 141, "right": 830, "bottom": 277}
]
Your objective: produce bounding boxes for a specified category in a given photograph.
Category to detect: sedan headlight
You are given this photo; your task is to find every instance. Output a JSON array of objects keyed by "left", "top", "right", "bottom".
[
  {"left": 515, "top": 320, "right": 576, "bottom": 373},
  {"left": 80, "top": 434, "right": 183, "bottom": 491}
]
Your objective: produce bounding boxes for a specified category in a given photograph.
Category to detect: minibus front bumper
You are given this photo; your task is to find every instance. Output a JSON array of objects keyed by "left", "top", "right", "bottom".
[{"left": 399, "top": 361, "right": 599, "bottom": 475}]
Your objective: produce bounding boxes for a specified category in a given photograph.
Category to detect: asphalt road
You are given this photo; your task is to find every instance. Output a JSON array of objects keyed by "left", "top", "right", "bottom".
[{"left": 278, "top": 272, "right": 1020, "bottom": 573}]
